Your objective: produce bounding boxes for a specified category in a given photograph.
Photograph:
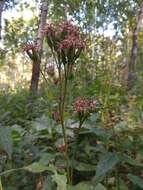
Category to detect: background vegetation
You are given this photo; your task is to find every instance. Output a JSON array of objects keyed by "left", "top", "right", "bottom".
[{"left": 0, "top": 0, "right": 143, "bottom": 189}]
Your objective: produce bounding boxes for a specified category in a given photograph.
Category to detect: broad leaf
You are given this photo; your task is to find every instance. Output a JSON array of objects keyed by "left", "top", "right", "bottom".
[
  {"left": 32, "top": 116, "right": 50, "bottom": 131},
  {"left": 0, "top": 126, "right": 12, "bottom": 158},
  {"left": 39, "top": 153, "right": 56, "bottom": 165},
  {"left": 89, "top": 113, "right": 99, "bottom": 123},
  {"left": 52, "top": 172, "right": 67, "bottom": 190},
  {"left": 43, "top": 176, "right": 56, "bottom": 190},
  {"left": 96, "top": 152, "right": 119, "bottom": 178},
  {"left": 128, "top": 174, "right": 143, "bottom": 188},
  {"left": 120, "top": 154, "right": 143, "bottom": 167},
  {"left": 24, "top": 162, "right": 52, "bottom": 173},
  {"left": 74, "top": 161, "right": 96, "bottom": 171},
  {"left": 69, "top": 182, "right": 107, "bottom": 190},
  {"left": 115, "top": 121, "right": 128, "bottom": 132},
  {"left": 118, "top": 179, "right": 129, "bottom": 190},
  {"left": 79, "top": 128, "right": 110, "bottom": 141},
  {"left": 94, "top": 184, "right": 107, "bottom": 190}
]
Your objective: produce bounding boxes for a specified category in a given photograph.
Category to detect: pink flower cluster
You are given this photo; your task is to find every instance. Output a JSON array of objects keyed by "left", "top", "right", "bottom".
[
  {"left": 74, "top": 98, "right": 97, "bottom": 115},
  {"left": 44, "top": 24, "right": 55, "bottom": 36},
  {"left": 58, "top": 20, "right": 79, "bottom": 37},
  {"left": 45, "top": 20, "right": 86, "bottom": 51},
  {"left": 23, "top": 42, "right": 38, "bottom": 52},
  {"left": 58, "top": 35, "right": 85, "bottom": 50}
]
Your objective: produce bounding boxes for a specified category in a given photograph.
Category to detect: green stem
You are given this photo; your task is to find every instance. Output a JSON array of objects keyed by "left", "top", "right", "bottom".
[
  {"left": 0, "top": 167, "right": 24, "bottom": 176},
  {"left": 0, "top": 177, "right": 3, "bottom": 190},
  {"left": 51, "top": 50, "right": 72, "bottom": 184},
  {"left": 58, "top": 64, "right": 71, "bottom": 184},
  {"left": 115, "top": 166, "right": 120, "bottom": 190},
  {"left": 105, "top": 175, "right": 108, "bottom": 189},
  {"left": 111, "top": 127, "right": 120, "bottom": 190},
  {"left": 40, "top": 67, "right": 49, "bottom": 84},
  {"left": 70, "top": 118, "right": 85, "bottom": 182}
]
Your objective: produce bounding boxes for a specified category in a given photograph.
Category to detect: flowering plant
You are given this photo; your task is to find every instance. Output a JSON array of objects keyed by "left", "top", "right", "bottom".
[
  {"left": 45, "top": 20, "right": 86, "bottom": 184},
  {"left": 74, "top": 97, "right": 97, "bottom": 126},
  {"left": 74, "top": 98, "right": 96, "bottom": 114},
  {"left": 45, "top": 20, "right": 85, "bottom": 76},
  {"left": 23, "top": 42, "right": 40, "bottom": 62}
]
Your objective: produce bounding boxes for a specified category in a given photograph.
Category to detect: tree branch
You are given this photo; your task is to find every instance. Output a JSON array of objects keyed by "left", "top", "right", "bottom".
[
  {"left": 127, "top": 2, "right": 143, "bottom": 89},
  {"left": 35, "top": 0, "right": 49, "bottom": 53},
  {"left": 30, "top": 0, "right": 49, "bottom": 93},
  {"left": 0, "top": 0, "right": 5, "bottom": 39}
]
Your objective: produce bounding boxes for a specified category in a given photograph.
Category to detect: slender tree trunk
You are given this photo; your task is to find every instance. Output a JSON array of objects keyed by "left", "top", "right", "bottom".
[
  {"left": 0, "top": 0, "right": 5, "bottom": 39},
  {"left": 127, "top": 2, "right": 143, "bottom": 89},
  {"left": 30, "top": 0, "right": 49, "bottom": 93}
]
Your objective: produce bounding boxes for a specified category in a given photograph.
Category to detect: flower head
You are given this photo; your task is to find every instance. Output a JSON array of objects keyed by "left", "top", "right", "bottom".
[
  {"left": 23, "top": 42, "right": 38, "bottom": 52},
  {"left": 74, "top": 98, "right": 89, "bottom": 114},
  {"left": 45, "top": 20, "right": 86, "bottom": 63},
  {"left": 74, "top": 98, "right": 97, "bottom": 116},
  {"left": 44, "top": 24, "right": 55, "bottom": 37},
  {"left": 89, "top": 100, "right": 97, "bottom": 111},
  {"left": 58, "top": 20, "right": 80, "bottom": 37},
  {"left": 58, "top": 35, "right": 86, "bottom": 50},
  {"left": 22, "top": 42, "right": 40, "bottom": 61}
]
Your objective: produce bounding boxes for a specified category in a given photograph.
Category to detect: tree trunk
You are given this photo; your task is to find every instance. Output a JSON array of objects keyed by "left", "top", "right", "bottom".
[
  {"left": 0, "top": 0, "right": 5, "bottom": 39},
  {"left": 29, "top": 0, "right": 49, "bottom": 93},
  {"left": 127, "top": 2, "right": 143, "bottom": 89}
]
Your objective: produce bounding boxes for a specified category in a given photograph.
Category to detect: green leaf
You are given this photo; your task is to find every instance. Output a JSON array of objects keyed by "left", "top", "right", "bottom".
[
  {"left": 24, "top": 162, "right": 52, "bottom": 173},
  {"left": 94, "top": 184, "right": 107, "bottom": 190},
  {"left": 128, "top": 174, "right": 143, "bottom": 188},
  {"left": 96, "top": 152, "right": 119, "bottom": 178},
  {"left": 39, "top": 153, "right": 56, "bottom": 165},
  {"left": 43, "top": 176, "right": 56, "bottom": 190},
  {"left": 32, "top": 116, "right": 50, "bottom": 131},
  {"left": 120, "top": 154, "right": 143, "bottom": 167},
  {"left": 75, "top": 182, "right": 94, "bottom": 190},
  {"left": 80, "top": 128, "right": 110, "bottom": 141},
  {"left": 52, "top": 172, "right": 67, "bottom": 190},
  {"left": 69, "top": 182, "right": 106, "bottom": 190},
  {"left": 118, "top": 179, "right": 129, "bottom": 190},
  {"left": 89, "top": 113, "right": 98, "bottom": 123},
  {"left": 74, "top": 161, "right": 96, "bottom": 171},
  {"left": 0, "top": 126, "right": 12, "bottom": 158},
  {"left": 115, "top": 121, "right": 128, "bottom": 132}
]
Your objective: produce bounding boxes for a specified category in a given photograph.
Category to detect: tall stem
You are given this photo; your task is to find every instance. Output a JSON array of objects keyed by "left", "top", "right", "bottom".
[
  {"left": 0, "top": 177, "right": 3, "bottom": 190},
  {"left": 58, "top": 65, "right": 71, "bottom": 183},
  {"left": 115, "top": 165, "right": 120, "bottom": 190},
  {"left": 112, "top": 127, "right": 120, "bottom": 190},
  {"left": 70, "top": 118, "right": 85, "bottom": 182}
]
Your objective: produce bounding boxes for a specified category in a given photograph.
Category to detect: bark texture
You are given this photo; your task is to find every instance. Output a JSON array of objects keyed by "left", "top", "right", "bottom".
[
  {"left": 30, "top": 0, "right": 49, "bottom": 93},
  {"left": 0, "top": 0, "right": 5, "bottom": 39},
  {"left": 127, "top": 2, "right": 143, "bottom": 89}
]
